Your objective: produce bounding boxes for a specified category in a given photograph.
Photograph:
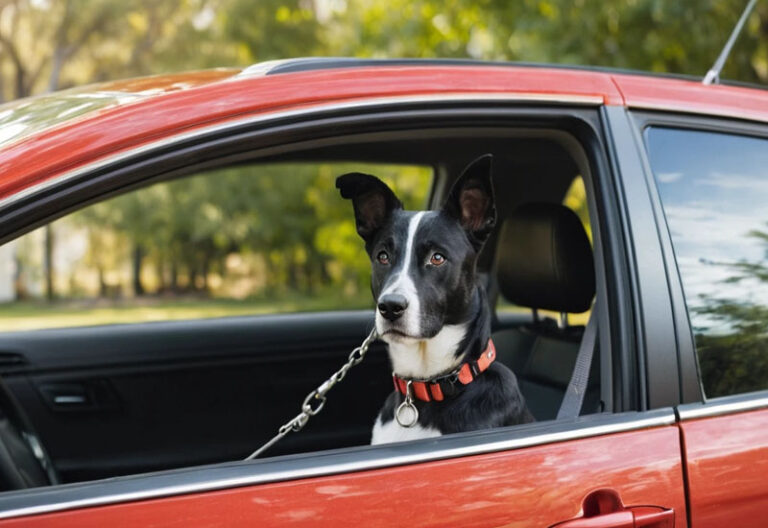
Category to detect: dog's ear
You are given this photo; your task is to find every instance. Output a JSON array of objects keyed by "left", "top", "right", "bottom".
[
  {"left": 336, "top": 172, "right": 403, "bottom": 242},
  {"left": 442, "top": 154, "right": 496, "bottom": 248}
]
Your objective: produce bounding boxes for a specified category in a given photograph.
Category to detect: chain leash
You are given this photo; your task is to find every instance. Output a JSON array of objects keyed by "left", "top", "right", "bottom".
[{"left": 245, "top": 327, "right": 379, "bottom": 460}]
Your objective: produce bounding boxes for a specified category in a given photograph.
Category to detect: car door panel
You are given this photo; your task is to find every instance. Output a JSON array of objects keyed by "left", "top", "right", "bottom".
[
  {"left": 0, "top": 310, "right": 391, "bottom": 482},
  {"left": 679, "top": 400, "right": 768, "bottom": 528},
  {"left": 0, "top": 420, "right": 687, "bottom": 527}
]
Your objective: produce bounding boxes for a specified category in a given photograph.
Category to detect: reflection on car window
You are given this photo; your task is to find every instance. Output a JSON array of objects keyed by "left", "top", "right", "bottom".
[
  {"left": 647, "top": 127, "right": 768, "bottom": 398},
  {"left": 0, "top": 162, "right": 432, "bottom": 331}
]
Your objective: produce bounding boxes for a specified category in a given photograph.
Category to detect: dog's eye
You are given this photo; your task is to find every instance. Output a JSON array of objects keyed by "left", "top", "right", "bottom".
[
  {"left": 429, "top": 253, "right": 446, "bottom": 266},
  {"left": 377, "top": 251, "right": 390, "bottom": 265}
]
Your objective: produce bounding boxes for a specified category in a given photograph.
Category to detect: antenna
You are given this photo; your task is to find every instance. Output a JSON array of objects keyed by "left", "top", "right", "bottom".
[{"left": 703, "top": 0, "right": 759, "bottom": 85}]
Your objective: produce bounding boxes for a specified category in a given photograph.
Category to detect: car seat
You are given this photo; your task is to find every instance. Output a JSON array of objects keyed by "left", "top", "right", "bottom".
[{"left": 491, "top": 202, "right": 600, "bottom": 420}]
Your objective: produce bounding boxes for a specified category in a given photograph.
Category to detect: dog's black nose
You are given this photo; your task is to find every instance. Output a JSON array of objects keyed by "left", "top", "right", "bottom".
[{"left": 378, "top": 294, "right": 408, "bottom": 321}]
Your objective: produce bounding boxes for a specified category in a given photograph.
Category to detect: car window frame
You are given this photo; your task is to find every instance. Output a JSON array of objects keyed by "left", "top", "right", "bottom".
[
  {"left": 0, "top": 99, "right": 647, "bottom": 517},
  {"left": 0, "top": 103, "right": 630, "bottom": 412},
  {"left": 602, "top": 106, "right": 695, "bottom": 409}
]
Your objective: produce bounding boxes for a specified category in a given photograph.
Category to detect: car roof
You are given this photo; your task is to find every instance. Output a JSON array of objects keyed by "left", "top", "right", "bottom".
[{"left": 1, "top": 58, "right": 767, "bottom": 204}]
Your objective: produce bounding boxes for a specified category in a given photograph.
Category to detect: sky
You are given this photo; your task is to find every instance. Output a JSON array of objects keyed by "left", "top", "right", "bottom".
[{"left": 647, "top": 126, "right": 768, "bottom": 335}]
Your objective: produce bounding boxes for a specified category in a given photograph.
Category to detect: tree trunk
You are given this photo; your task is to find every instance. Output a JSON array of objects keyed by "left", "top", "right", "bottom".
[
  {"left": 156, "top": 259, "right": 166, "bottom": 293},
  {"left": 170, "top": 261, "right": 179, "bottom": 293},
  {"left": 132, "top": 243, "right": 144, "bottom": 296},
  {"left": 98, "top": 266, "right": 107, "bottom": 297},
  {"left": 201, "top": 258, "right": 210, "bottom": 293},
  {"left": 188, "top": 268, "right": 198, "bottom": 292},
  {"left": 303, "top": 261, "right": 314, "bottom": 294},
  {"left": 44, "top": 225, "right": 54, "bottom": 301},
  {"left": 13, "top": 253, "right": 24, "bottom": 300},
  {"left": 287, "top": 258, "right": 299, "bottom": 291},
  {"left": 48, "top": 48, "right": 65, "bottom": 92}
]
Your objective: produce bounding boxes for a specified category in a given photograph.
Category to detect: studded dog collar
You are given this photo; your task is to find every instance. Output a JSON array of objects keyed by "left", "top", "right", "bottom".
[{"left": 392, "top": 339, "right": 497, "bottom": 402}]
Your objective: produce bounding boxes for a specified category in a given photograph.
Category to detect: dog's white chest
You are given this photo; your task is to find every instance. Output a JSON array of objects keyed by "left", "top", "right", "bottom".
[{"left": 371, "top": 415, "right": 442, "bottom": 445}]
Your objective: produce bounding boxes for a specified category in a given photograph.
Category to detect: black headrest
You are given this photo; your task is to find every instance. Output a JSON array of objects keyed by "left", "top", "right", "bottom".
[{"left": 496, "top": 203, "right": 595, "bottom": 313}]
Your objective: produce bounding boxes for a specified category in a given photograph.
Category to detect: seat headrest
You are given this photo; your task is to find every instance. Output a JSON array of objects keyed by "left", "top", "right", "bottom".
[{"left": 496, "top": 203, "right": 595, "bottom": 313}]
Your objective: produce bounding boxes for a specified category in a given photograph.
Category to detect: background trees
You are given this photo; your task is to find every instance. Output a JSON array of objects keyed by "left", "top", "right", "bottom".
[
  {"left": 2, "top": 0, "right": 767, "bottom": 102},
  {"left": 19, "top": 162, "right": 431, "bottom": 311},
  {"left": 3, "top": 0, "right": 768, "bottom": 329}
]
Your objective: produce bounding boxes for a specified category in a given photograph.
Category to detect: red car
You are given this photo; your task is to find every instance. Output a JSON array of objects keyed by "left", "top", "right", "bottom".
[{"left": 0, "top": 58, "right": 765, "bottom": 527}]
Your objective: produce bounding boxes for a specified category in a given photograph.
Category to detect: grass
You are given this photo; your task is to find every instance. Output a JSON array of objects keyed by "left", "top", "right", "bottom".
[
  {"left": 0, "top": 296, "right": 373, "bottom": 332},
  {"left": 0, "top": 296, "right": 590, "bottom": 332}
]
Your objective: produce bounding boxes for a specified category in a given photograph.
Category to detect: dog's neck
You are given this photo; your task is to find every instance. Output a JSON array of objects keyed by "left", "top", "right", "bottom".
[{"left": 386, "top": 287, "right": 489, "bottom": 380}]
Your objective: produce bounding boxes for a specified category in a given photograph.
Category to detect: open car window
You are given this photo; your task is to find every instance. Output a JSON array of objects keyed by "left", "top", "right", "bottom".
[{"left": 0, "top": 163, "right": 432, "bottom": 332}]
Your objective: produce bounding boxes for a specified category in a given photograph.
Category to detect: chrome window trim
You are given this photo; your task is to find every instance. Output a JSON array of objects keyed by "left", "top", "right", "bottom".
[
  {"left": 627, "top": 101, "right": 768, "bottom": 126},
  {"left": 0, "top": 410, "right": 674, "bottom": 520},
  {"left": 677, "top": 390, "right": 768, "bottom": 421},
  {"left": 0, "top": 92, "right": 603, "bottom": 213}
]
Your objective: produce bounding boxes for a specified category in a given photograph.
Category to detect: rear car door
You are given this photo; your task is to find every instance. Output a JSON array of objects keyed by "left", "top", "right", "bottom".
[{"left": 635, "top": 114, "right": 768, "bottom": 527}]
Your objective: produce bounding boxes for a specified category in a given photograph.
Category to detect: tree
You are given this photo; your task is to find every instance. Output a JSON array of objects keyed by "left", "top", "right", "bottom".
[
  {"left": 692, "top": 225, "right": 768, "bottom": 397},
  {"left": 8, "top": 0, "right": 768, "bottom": 306},
  {"left": 326, "top": 0, "right": 768, "bottom": 84}
]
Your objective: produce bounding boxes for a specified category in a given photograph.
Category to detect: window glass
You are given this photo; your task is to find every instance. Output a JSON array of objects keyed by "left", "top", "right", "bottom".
[
  {"left": 646, "top": 127, "right": 768, "bottom": 398},
  {"left": 0, "top": 162, "right": 432, "bottom": 331}
]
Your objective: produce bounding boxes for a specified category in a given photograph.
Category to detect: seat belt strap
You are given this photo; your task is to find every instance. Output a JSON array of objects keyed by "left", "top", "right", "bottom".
[{"left": 556, "top": 303, "right": 598, "bottom": 420}]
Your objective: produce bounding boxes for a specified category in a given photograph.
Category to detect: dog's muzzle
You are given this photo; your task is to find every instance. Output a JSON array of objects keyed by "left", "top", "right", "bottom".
[{"left": 377, "top": 293, "right": 408, "bottom": 321}]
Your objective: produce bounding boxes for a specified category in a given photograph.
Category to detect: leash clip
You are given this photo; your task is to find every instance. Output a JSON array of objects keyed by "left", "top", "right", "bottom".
[{"left": 395, "top": 380, "right": 419, "bottom": 428}]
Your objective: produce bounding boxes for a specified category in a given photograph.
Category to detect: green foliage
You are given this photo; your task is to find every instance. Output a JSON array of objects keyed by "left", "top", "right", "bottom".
[
  {"left": 697, "top": 331, "right": 768, "bottom": 398},
  {"left": 64, "top": 162, "right": 431, "bottom": 303},
  {"left": 692, "top": 227, "right": 768, "bottom": 398},
  {"left": 3, "top": 0, "right": 768, "bottom": 102},
  {"left": 322, "top": 0, "right": 768, "bottom": 83}
]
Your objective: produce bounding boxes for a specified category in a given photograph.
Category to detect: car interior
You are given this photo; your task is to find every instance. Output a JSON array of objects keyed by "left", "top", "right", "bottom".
[{"left": 0, "top": 126, "right": 603, "bottom": 489}]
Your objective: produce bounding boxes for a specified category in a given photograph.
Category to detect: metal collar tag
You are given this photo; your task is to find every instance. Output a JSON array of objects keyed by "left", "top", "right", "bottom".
[{"left": 395, "top": 381, "right": 419, "bottom": 428}]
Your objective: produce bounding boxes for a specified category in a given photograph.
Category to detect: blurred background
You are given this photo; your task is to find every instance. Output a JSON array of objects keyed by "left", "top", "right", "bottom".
[
  {"left": 1, "top": 0, "right": 767, "bottom": 101},
  {"left": 0, "top": 0, "right": 765, "bottom": 330}
]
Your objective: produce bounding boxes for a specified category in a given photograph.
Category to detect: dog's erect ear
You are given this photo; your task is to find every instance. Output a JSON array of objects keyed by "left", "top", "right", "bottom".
[
  {"left": 336, "top": 172, "right": 403, "bottom": 242},
  {"left": 442, "top": 154, "right": 496, "bottom": 248}
]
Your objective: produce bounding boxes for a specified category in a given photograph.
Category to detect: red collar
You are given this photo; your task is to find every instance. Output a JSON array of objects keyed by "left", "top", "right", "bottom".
[{"left": 392, "top": 339, "right": 496, "bottom": 402}]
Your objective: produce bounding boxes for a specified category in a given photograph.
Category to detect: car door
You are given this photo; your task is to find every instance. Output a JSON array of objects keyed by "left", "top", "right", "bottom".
[
  {"left": 635, "top": 115, "right": 768, "bottom": 528},
  {"left": 0, "top": 98, "right": 688, "bottom": 527},
  {"left": 0, "top": 414, "right": 684, "bottom": 527}
]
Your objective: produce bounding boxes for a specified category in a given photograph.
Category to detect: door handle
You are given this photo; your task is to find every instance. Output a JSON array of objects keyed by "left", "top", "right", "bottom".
[
  {"left": 37, "top": 379, "right": 120, "bottom": 412},
  {"left": 554, "top": 511, "right": 634, "bottom": 528},
  {"left": 550, "top": 489, "right": 674, "bottom": 528},
  {"left": 39, "top": 383, "right": 90, "bottom": 409}
]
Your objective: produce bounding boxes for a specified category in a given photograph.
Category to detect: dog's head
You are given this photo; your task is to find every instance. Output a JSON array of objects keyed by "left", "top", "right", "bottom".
[{"left": 337, "top": 154, "right": 496, "bottom": 344}]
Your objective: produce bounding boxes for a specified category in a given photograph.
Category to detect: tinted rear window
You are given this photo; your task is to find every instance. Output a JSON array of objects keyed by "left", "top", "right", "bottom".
[{"left": 646, "top": 126, "right": 768, "bottom": 398}]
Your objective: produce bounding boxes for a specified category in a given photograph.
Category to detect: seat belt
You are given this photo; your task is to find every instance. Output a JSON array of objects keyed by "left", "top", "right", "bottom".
[{"left": 556, "top": 303, "right": 598, "bottom": 420}]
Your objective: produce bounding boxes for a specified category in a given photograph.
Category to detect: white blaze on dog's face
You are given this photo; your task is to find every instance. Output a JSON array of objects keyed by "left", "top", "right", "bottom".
[{"left": 337, "top": 155, "right": 496, "bottom": 370}]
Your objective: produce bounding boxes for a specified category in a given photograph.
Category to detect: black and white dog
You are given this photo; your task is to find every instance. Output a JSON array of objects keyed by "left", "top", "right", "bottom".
[{"left": 337, "top": 154, "right": 533, "bottom": 444}]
